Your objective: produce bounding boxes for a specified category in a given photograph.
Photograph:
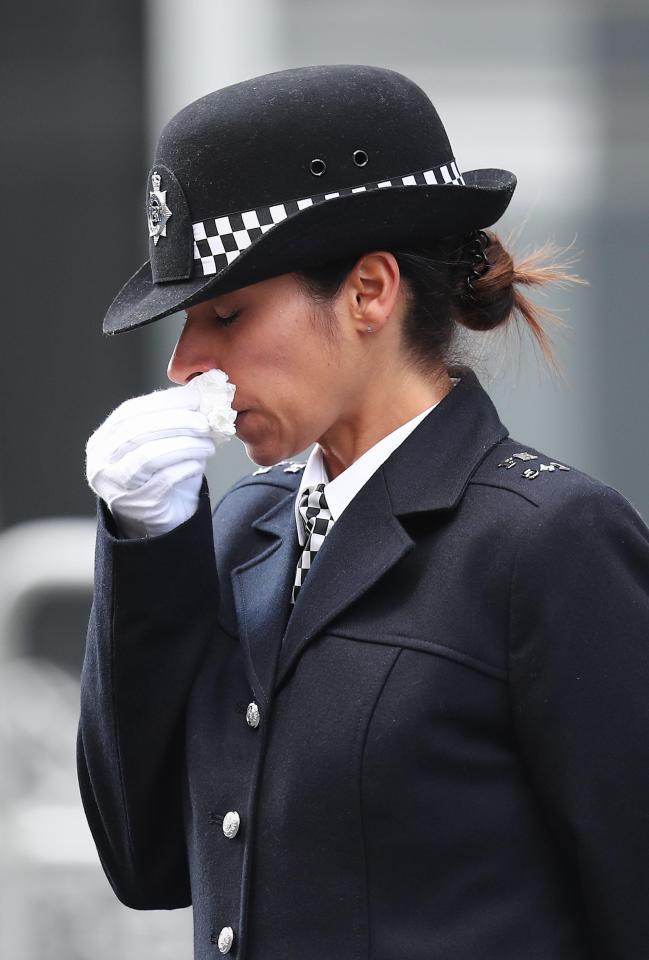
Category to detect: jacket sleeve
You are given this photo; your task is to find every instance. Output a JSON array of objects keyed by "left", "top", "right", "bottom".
[
  {"left": 76, "top": 477, "right": 219, "bottom": 909},
  {"left": 508, "top": 481, "right": 649, "bottom": 959}
]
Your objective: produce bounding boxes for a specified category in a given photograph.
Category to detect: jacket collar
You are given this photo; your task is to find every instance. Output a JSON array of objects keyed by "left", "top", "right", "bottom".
[
  {"left": 229, "top": 365, "right": 509, "bottom": 706},
  {"left": 385, "top": 364, "right": 509, "bottom": 515}
]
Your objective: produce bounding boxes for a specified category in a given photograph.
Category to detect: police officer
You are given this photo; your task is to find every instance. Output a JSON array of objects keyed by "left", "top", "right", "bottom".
[{"left": 77, "top": 64, "right": 649, "bottom": 959}]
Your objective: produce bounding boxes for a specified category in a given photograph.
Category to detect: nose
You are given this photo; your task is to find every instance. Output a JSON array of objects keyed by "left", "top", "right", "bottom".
[{"left": 167, "top": 316, "right": 220, "bottom": 384}]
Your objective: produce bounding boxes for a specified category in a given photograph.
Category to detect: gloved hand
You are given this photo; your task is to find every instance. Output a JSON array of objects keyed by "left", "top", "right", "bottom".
[{"left": 85, "top": 372, "right": 236, "bottom": 539}]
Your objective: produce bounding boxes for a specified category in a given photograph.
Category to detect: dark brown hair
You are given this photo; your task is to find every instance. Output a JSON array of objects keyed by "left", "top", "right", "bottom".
[{"left": 295, "top": 230, "right": 586, "bottom": 378}]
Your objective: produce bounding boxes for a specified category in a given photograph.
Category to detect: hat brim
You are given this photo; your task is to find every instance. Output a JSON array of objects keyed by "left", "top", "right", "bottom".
[{"left": 103, "top": 168, "right": 516, "bottom": 335}]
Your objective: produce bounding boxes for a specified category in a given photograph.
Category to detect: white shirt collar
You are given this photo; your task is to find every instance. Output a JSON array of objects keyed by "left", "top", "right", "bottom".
[{"left": 294, "top": 380, "right": 459, "bottom": 545}]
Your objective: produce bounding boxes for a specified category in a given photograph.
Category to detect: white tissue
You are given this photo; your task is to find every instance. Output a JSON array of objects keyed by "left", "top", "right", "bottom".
[{"left": 193, "top": 369, "right": 238, "bottom": 446}]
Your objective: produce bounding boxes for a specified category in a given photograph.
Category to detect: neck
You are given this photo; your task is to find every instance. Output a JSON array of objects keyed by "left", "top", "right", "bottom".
[{"left": 318, "top": 366, "right": 453, "bottom": 481}]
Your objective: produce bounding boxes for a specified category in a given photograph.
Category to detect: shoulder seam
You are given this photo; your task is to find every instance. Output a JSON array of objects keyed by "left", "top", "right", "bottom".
[
  {"left": 468, "top": 479, "right": 540, "bottom": 508},
  {"left": 211, "top": 473, "right": 299, "bottom": 517}
]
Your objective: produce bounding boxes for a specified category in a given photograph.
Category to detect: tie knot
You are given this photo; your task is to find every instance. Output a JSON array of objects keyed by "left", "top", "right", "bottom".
[{"left": 298, "top": 483, "right": 331, "bottom": 539}]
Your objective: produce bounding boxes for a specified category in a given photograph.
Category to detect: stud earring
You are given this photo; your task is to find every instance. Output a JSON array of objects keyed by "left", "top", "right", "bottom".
[{"left": 366, "top": 325, "right": 373, "bottom": 333}]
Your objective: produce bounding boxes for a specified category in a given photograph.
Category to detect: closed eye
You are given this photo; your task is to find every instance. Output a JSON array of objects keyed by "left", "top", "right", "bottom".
[{"left": 213, "top": 309, "right": 240, "bottom": 327}]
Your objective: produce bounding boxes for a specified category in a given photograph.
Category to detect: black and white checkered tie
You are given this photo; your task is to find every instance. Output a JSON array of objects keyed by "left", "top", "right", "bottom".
[{"left": 290, "top": 483, "right": 334, "bottom": 605}]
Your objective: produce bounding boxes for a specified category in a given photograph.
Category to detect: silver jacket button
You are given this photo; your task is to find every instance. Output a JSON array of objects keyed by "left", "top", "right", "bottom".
[
  {"left": 218, "top": 926, "right": 234, "bottom": 954},
  {"left": 222, "top": 811, "right": 240, "bottom": 839},
  {"left": 246, "top": 701, "right": 260, "bottom": 728}
]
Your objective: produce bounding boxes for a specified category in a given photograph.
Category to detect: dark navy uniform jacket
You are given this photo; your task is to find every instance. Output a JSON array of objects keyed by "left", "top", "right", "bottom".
[{"left": 76, "top": 365, "right": 649, "bottom": 960}]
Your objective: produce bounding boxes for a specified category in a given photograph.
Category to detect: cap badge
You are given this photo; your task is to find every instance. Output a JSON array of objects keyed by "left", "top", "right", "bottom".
[{"left": 147, "top": 171, "right": 172, "bottom": 245}]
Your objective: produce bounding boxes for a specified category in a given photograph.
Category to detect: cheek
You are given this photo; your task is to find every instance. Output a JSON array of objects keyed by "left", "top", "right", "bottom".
[
  {"left": 242, "top": 329, "right": 298, "bottom": 379},
  {"left": 233, "top": 309, "right": 335, "bottom": 406},
  {"left": 231, "top": 344, "right": 295, "bottom": 408}
]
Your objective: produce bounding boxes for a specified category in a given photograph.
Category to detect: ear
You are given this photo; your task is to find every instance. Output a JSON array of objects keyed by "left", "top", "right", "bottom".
[{"left": 345, "top": 252, "right": 402, "bottom": 333}]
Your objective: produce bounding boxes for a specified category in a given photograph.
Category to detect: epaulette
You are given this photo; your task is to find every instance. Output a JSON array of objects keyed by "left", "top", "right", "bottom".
[
  {"left": 226, "top": 459, "right": 307, "bottom": 495},
  {"left": 213, "top": 459, "right": 307, "bottom": 516},
  {"left": 470, "top": 437, "right": 591, "bottom": 508},
  {"left": 250, "top": 459, "right": 307, "bottom": 477}
]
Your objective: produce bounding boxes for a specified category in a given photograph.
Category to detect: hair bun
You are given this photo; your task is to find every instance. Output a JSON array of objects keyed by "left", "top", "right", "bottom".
[{"left": 451, "top": 231, "right": 586, "bottom": 372}]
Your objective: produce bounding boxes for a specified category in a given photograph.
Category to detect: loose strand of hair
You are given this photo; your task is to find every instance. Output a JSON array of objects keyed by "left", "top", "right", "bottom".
[{"left": 477, "top": 233, "right": 588, "bottom": 379}]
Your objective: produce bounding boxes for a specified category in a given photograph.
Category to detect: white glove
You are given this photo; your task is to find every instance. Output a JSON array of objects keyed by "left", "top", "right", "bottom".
[{"left": 86, "top": 370, "right": 237, "bottom": 539}]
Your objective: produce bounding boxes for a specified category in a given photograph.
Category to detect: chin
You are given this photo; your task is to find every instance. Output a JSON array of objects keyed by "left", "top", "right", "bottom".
[
  {"left": 249, "top": 443, "right": 307, "bottom": 469},
  {"left": 238, "top": 419, "right": 306, "bottom": 467},
  {"left": 242, "top": 439, "right": 281, "bottom": 468},
  {"left": 251, "top": 453, "right": 276, "bottom": 467}
]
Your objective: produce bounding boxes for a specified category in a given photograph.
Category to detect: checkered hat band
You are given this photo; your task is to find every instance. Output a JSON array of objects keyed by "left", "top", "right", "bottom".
[{"left": 192, "top": 160, "right": 465, "bottom": 277}]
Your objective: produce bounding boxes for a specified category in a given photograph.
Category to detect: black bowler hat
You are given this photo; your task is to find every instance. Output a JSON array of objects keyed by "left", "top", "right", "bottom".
[{"left": 103, "top": 64, "right": 517, "bottom": 335}]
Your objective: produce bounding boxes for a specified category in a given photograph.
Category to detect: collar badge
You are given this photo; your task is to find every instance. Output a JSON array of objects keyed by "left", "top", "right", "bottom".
[
  {"left": 497, "top": 451, "right": 538, "bottom": 469},
  {"left": 498, "top": 451, "right": 570, "bottom": 480},
  {"left": 147, "top": 171, "right": 172, "bottom": 245},
  {"left": 522, "top": 460, "right": 571, "bottom": 480}
]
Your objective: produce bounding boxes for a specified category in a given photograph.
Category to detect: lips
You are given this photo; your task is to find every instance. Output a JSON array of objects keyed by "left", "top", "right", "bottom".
[{"left": 235, "top": 410, "right": 252, "bottom": 434}]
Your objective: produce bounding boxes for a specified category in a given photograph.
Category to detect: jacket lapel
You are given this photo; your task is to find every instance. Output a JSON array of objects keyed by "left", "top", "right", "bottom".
[
  {"left": 231, "top": 366, "right": 509, "bottom": 703},
  {"left": 276, "top": 467, "right": 414, "bottom": 687},
  {"left": 230, "top": 492, "right": 302, "bottom": 710}
]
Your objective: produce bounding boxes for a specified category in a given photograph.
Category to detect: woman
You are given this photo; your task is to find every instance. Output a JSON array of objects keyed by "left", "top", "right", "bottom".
[{"left": 77, "top": 64, "right": 649, "bottom": 959}]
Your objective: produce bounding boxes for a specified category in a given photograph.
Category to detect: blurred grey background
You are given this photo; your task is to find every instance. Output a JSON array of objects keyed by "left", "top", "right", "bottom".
[{"left": 1, "top": 0, "right": 647, "bottom": 956}]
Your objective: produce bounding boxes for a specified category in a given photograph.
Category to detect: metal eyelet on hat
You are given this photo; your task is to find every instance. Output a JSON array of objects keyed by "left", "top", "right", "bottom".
[
  {"left": 353, "top": 149, "right": 369, "bottom": 167},
  {"left": 309, "top": 158, "right": 326, "bottom": 176}
]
